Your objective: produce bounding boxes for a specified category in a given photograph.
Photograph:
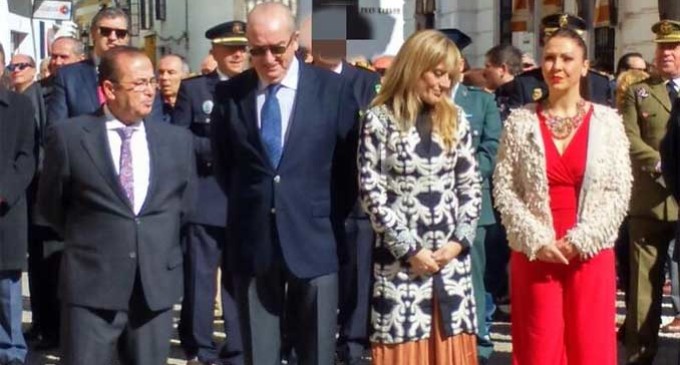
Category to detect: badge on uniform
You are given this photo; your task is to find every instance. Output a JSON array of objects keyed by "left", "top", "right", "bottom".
[
  {"left": 635, "top": 87, "right": 649, "bottom": 100},
  {"left": 374, "top": 84, "right": 381, "bottom": 93},
  {"left": 532, "top": 88, "right": 543, "bottom": 101},
  {"left": 202, "top": 100, "right": 214, "bottom": 115}
]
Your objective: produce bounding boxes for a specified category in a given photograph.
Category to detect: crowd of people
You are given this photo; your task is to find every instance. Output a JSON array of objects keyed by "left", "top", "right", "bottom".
[{"left": 2, "top": 3, "right": 680, "bottom": 365}]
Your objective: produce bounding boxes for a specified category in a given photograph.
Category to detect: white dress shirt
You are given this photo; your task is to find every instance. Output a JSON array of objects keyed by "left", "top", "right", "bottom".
[
  {"left": 333, "top": 62, "right": 343, "bottom": 74},
  {"left": 256, "top": 56, "right": 299, "bottom": 147},
  {"left": 104, "top": 106, "right": 150, "bottom": 215},
  {"left": 216, "top": 68, "right": 230, "bottom": 81}
]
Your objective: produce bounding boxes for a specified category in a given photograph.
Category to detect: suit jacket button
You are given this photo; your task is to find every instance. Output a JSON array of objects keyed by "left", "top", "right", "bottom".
[
  {"left": 274, "top": 175, "right": 281, "bottom": 183},
  {"left": 271, "top": 208, "right": 276, "bottom": 214},
  {"left": 129, "top": 252, "right": 136, "bottom": 259},
  {"left": 134, "top": 218, "right": 140, "bottom": 225}
]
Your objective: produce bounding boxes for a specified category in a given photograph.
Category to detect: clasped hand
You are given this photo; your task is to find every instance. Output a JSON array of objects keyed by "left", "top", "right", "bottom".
[
  {"left": 536, "top": 238, "right": 578, "bottom": 264},
  {"left": 407, "top": 241, "right": 463, "bottom": 276}
]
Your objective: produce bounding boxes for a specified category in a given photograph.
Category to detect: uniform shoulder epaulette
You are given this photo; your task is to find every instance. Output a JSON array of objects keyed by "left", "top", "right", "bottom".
[
  {"left": 183, "top": 73, "right": 205, "bottom": 81},
  {"left": 589, "top": 69, "right": 612, "bottom": 80}
]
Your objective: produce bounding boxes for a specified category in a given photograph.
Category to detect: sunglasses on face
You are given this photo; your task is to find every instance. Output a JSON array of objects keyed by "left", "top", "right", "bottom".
[
  {"left": 7, "top": 63, "right": 33, "bottom": 72},
  {"left": 249, "top": 35, "right": 294, "bottom": 57},
  {"left": 99, "top": 26, "right": 129, "bottom": 39}
]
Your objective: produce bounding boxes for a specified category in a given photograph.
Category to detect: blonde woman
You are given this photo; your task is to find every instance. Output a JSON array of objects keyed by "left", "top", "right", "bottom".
[{"left": 358, "top": 29, "right": 481, "bottom": 365}]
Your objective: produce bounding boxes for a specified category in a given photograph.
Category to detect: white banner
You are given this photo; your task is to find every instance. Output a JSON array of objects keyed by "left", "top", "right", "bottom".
[{"left": 33, "top": 1, "right": 73, "bottom": 21}]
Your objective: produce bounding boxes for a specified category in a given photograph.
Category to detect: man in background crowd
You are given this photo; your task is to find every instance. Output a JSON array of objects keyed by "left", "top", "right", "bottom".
[
  {"left": 172, "top": 21, "right": 247, "bottom": 365},
  {"left": 0, "top": 42, "right": 36, "bottom": 365},
  {"left": 157, "top": 54, "right": 189, "bottom": 122}
]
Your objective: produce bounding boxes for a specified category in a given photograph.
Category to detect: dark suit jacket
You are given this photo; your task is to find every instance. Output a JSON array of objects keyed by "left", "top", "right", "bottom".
[
  {"left": 172, "top": 71, "right": 227, "bottom": 227},
  {"left": 211, "top": 64, "right": 359, "bottom": 279},
  {"left": 37, "top": 110, "right": 197, "bottom": 311},
  {"left": 455, "top": 84, "right": 501, "bottom": 226},
  {"left": 48, "top": 59, "right": 164, "bottom": 125},
  {"left": 514, "top": 67, "right": 611, "bottom": 105},
  {"left": 340, "top": 61, "right": 380, "bottom": 110},
  {"left": 0, "top": 87, "right": 36, "bottom": 271}
]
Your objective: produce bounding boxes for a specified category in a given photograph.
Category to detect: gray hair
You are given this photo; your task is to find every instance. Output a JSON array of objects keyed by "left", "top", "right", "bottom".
[
  {"left": 160, "top": 53, "right": 190, "bottom": 75},
  {"left": 52, "top": 36, "right": 86, "bottom": 56}
]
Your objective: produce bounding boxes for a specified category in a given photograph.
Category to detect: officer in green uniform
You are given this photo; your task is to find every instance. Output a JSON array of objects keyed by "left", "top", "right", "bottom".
[
  {"left": 441, "top": 28, "right": 502, "bottom": 365},
  {"left": 514, "top": 13, "right": 612, "bottom": 105},
  {"left": 622, "top": 19, "right": 680, "bottom": 365}
]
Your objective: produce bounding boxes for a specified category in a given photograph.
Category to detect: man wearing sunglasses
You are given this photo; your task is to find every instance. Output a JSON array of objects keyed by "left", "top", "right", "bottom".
[
  {"left": 211, "top": 3, "right": 359, "bottom": 364},
  {"left": 48, "top": 7, "right": 162, "bottom": 124},
  {"left": 0, "top": 41, "right": 37, "bottom": 365},
  {"left": 171, "top": 21, "right": 247, "bottom": 365}
]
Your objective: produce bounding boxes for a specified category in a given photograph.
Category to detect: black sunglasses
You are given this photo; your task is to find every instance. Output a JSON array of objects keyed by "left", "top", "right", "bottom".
[
  {"left": 249, "top": 35, "right": 294, "bottom": 57},
  {"left": 99, "top": 26, "right": 129, "bottom": 39},
  {"left": 7, "top": 63, "right": 33, "bottom": 72}
]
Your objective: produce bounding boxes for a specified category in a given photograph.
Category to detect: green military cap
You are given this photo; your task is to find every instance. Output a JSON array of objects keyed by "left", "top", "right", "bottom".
[
  {"left": 542, "top": 13, "right": 587, "bottom": 37},
  {"left": 652, "top": 20, "right": 680, "bottom": 43}
]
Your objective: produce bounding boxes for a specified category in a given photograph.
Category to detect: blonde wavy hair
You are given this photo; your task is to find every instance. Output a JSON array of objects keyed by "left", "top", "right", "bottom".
[
  {"left": 615, "top": 69, "right": 650, "bottom": 111},
  {"left": 370, "top": 30, "right": 462, "bottom": 149}
]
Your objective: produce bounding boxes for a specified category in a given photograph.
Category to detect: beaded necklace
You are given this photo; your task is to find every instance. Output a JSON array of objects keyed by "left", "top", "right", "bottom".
[{"left": 541, "top": 99, "right": 587, "bottom": 140}]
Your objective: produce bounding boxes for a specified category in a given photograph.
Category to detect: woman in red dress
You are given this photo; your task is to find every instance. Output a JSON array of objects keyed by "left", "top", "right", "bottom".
[{"left": 493, "top": 28, "right": 632, "bottom": 364}]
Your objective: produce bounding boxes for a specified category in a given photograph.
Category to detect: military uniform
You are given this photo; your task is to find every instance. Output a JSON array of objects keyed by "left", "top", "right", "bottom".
[
  {"left": 172, "top": 21, "right": 246, "bottom": 365},
  {"left": 622, "top": 19, "right": 680, "bottom": 365},
  {"left": 442, "top": 27, "right": 501, "bottom": 362}
]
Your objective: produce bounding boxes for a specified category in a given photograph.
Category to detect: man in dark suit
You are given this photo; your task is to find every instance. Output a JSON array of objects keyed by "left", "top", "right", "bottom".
[
  {"left": 172, "top": 21, "right": 247, "bottom": 365},
  {"left": 513, "top": 13, "right": 612, "bottom": 105},
  {"left": 309, "top": 39, "right": 380, "bottom": 365},
  {"left": 0, "top": 42, "right": 36, "bottom": 365},
  {"left": 47, "top": 7, "right": 162, "bottom": 124},
  {"left": 22, "top": 36, "right": 86, "bottom": 350},
  {"left": 441, "top": 28, "right": 502, "bottom": 364},
  {"left": 38, "top": 46, "right": 196, "bottom": 365},
  {"left": 210, "top": 3, "right": 358, "bottom": 364}
]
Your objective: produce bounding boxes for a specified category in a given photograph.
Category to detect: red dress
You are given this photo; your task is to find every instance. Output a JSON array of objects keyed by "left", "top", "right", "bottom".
[{"left": 511, "top": 105, "right": 617, "bottom": 365}]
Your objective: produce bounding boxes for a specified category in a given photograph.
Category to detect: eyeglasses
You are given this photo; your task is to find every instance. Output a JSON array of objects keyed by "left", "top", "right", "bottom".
[
  {"left": 249, "top": 35, "right": 295, "bottom": 57},
  {"left": 7, "top": 63, "right": 33, "bottom": 72},
  {"left": 99, "top": 26, "right": 129, "bottom": 39},
  {"left": 113, "top": 77, "right": 158, "bottom": 92}
]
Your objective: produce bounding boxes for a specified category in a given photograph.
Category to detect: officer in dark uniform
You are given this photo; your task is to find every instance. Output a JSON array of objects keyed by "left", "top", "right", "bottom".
[
  {"left": 441, "top": 28, "right": 503, "bottom": 365},
  {"left": 514, "top": 13, "right": 612, "bottom": 105},
  {"left": 171, "top": 21, "right": 247, "bottom": 365}
]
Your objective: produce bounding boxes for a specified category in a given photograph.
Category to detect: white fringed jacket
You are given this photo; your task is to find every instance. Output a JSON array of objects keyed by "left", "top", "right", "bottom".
[{"left": 492, "top": 103, "right": 632, "bottom": 260}]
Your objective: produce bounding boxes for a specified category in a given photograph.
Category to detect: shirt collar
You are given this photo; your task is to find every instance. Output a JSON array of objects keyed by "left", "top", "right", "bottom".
[
  {"left": 104, "top": 105, "right": 143, "bottom": 130},
  {"left": 333, "top": 62, "right": 343, "bottom": 74},
  {"left": 259, "top": 56, "right": 300, "bottom": 92},
  {"left": 216, "top": 68, "right": 230, "bottom": 81}
]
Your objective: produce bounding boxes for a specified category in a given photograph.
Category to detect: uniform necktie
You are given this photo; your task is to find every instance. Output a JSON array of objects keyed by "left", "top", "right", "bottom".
[
  {"left": 260, "top": 83, "right": 283, "bottom": 167},
  {"left": 668, "top": 80, "right": 678, "bottom": 101},
  {"left": 118, "top": 127, "right": 135, "bottom": 207}
]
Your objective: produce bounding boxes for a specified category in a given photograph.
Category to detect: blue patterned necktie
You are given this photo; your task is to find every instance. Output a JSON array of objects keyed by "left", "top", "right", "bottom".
[
  {"left": 117, "top": 127, "right": 135, "bottom": 207},
  {"left": 261, "top": 83, "right": 283, "bottom": 167},
  {"left": 668, "top": 80, "right": 678, "bottom": 101}
]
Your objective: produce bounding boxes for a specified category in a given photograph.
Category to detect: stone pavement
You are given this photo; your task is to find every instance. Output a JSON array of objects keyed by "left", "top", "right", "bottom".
[{"left": 20, "top": 275, "right": 680, "bottom": 365}]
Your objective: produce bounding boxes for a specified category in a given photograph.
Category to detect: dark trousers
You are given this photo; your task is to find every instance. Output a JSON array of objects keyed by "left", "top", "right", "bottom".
[
  {"left": 337, "top": 218, "right": 373, "bottom": 362},
  {"left": 27, "top": 225, "right": 62, "bottom": 341},
  {"left": 483, "top": 223, "right": 509, "bottom": 303},
  {"left": 625, "top": 217, "right": 676, "bottom": 365},
  {"left": 233, "top": 264, "right": 338, "bottom": 365},
  {"left": 60, "top": 277, "right": 174, "bottom": 365},
  {"left": 473, "top": 225, "right": 493, "bottom": 360},
  {"left": 179, "top": 224, "right": 243, "bottom": 364}
]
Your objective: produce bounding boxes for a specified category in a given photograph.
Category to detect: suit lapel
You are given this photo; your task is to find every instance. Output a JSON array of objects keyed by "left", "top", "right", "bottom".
[
  {"left": 83, "top": 62, "right": 100, "bottom": 111},
  {"left": 238, "top": 71, "right": 271, "bottom": 167},
  {"left": 80, "top": 111, "right": 132, "bottom": 210},
  {"left": 138, "top": 118, "right": 161, "bottom": 215},
  {"left": 280, "top": 65, "right": 312, "bottom": 166}
]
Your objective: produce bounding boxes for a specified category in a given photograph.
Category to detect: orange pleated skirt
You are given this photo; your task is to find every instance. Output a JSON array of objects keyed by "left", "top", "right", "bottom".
[{"left": 371, "top": 298, "right": 478, "bottom": 365}]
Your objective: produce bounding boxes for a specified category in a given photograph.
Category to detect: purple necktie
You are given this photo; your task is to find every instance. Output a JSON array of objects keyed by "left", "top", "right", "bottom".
[{"left": 117, "top": 127, "right": 135, "bottom": 207}]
